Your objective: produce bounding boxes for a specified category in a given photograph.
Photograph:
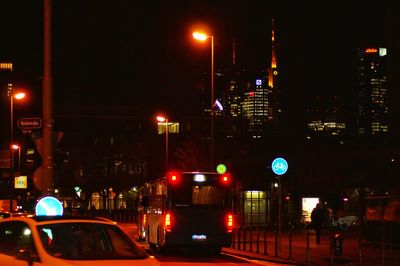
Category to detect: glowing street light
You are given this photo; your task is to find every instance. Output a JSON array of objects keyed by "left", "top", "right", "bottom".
[
  {"left": 193, "top": 31, "right": 215, "bottom": 169},
  {"left": 14, "top": 92, "right": 26, "bottom": 100},
  {"left": 192, "top": 32, "right": 208, "bottom": 41},
  {"left": 10, "top": 91, "right": 26, "bottom": 168},
  {"left": 9, "top": 90, "right": 26, "bottom": 211},
  {"left": 156, "top": 115, "right": 169, "bottom": 172}
]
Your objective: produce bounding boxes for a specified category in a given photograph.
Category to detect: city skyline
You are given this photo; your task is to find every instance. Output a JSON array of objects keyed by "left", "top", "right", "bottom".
[{"left": 1, "top": 1, "right": 399, "bottom": 133}]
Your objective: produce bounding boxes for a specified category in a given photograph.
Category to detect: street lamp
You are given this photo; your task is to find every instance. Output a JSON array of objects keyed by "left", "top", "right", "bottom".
[
  {"left": 11, "top": 144, "right": 21, "bottom": 174},
  {"left": 156, "top": 115, "right": 169, "bottom": 173},
  {"left": 9, "top": 91, "right": 26, "bottom": 211},
  {"left": 193, "top": 31, "right": 215, "bottom": 170}
]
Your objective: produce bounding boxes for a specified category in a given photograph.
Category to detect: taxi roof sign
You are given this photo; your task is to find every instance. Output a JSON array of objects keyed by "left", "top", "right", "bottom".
[{"left": 35, "top": 196, "right": 63, "bottom": 216}]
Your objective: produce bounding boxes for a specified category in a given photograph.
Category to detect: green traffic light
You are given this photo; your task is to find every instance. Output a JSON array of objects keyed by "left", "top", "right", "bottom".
[{"left": 216, "top": 164, "right": 227, "bottom": 174}]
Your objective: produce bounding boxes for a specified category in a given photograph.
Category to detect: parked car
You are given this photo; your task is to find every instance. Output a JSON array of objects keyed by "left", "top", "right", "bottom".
[{"left": 335, "top": 215, "right": 359, "bottom": 230}]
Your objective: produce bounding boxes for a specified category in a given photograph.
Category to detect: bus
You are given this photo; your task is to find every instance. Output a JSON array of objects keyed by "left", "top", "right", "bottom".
[{"left": 137, "top": 171, "right": 234, "bottom": 253}]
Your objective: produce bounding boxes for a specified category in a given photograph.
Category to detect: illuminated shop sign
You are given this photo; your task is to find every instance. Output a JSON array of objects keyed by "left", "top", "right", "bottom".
[
  {"left": 379, "top": 48, "right": 387, "bottom": 57},
  {"left": 0, "top": 62, "right": 13, "bottom": 70},
  {"left": 365, "top": 48, "right": 378, "bottom": 53}
]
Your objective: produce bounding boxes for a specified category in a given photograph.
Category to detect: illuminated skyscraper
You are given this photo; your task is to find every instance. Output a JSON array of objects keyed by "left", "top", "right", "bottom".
[
  {"left": 0, "top": 62, "right": 13, "bottom": 149},
  {"left": 212, "top": 19, "right": 281, "bottom": 138},
  {"left": 242, "top": 78, "right": 269, "bottom": 137},
  {"left": 356, "top": 47, "right": 389, "bottom": 136},
  {"left": 241, "top": 19, "right": 281, "bottom": 137}
]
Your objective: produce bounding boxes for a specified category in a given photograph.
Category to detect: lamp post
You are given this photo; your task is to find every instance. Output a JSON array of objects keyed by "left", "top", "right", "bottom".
[
  {"left": 11, "top": 144, "right": 21, "bottom": 174},
  {"left": 156, "top": 115, "right": 169, "bottom": 173},
  {"left": 193, "top": 31, "right": 214, "bottom": 170},
  {"left": 9, "top": 91, "right": 26, "bottom": 211}
]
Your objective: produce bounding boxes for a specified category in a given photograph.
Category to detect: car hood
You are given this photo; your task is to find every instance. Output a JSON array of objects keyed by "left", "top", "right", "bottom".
[{"left": 52, "top": 257, "right": 160, "bottom": 266}]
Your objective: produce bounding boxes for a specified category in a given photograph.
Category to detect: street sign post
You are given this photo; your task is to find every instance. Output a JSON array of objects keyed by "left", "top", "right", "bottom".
[
  {"left": 271, "top": 157, "right": 289, "bottom": 256},
  {"left": 17, "top": 117, "right": 42, "bottom": 130},
  {"left": 272, "top": 157, "right": 288, "bottom": 175},
  {"left": 14, "top": 176, "right": 27, "bottom": 189}
]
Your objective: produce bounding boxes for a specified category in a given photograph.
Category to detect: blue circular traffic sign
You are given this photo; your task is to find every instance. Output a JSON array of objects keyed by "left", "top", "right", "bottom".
[
  {"left": 271, "top": 157, "right": 288, "bottom": 175},
  {"left": 35, "top": 196, "right": 63, "bottom": 216}
]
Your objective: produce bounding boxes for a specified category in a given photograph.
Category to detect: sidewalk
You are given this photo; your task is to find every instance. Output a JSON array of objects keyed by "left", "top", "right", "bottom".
[
  {"left": 119, "top": 223, "right": 399, "bottom": 265},
  {"left": 224, "top": 227, "right": 399, "bottom": 266}
]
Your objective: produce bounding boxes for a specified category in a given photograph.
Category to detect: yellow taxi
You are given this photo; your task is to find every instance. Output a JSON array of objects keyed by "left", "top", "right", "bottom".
[{"left": 0, "top": 196, "right": 159, "bottom": 266}]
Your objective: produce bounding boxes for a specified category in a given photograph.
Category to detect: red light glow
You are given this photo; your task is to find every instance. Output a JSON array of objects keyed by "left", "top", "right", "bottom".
[
  {"left": 167, "top": 172, "right": 180, "bottom": 184},
  {"left": 226, "top": 213, "right": 234, "bottom": 233},
  {"left": 165, "top": 212, "right": 172, "bottom": 232},
  {"left": 220, "top": 174, "right": 231, "bottom": 185}
]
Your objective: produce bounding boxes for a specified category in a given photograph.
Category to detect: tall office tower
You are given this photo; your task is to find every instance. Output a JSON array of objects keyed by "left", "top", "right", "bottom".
[
  {"left": 239, "top": 19, "right": 282, "bottom": 137},
  {"left": 0, "top": 62, "right": 13, "bottom": 149},
  {"left": 242, "top": 77, "right": 269, "bottom": 138},
  {"left": 307, "top": 95, "right": 346, "bottom": 136},
  {"left": 223, "top": 39, "right": 245, "bottom": 119},
  {"left": 215, "top": 38, "right": 249, "bottom": 138},
  {"left": 356, "top": 47, "right": 389, "bottom": 136},
  {"left": 267, "top": 19, "right": 281, "bottom": 125}
]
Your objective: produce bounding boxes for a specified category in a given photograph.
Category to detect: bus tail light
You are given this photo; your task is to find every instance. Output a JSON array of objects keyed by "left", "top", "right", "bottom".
[
  {"left": 165, "top": 212, "right": 172, "bottom": 232},
  {"left": 142, "top": 214, "right": 146, "bottom": 225},
  {"left": 226, "top": 213, "right": 234, "bottom": 233}
]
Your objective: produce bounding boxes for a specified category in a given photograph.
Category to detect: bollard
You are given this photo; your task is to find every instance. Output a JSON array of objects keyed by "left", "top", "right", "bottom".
[
  {"left": 264, "top": 227, "right": 268, "bottom": 255},
  {"left": 249, "top": 226, "right": 253, "bottom": 252},
  {"left": 243, "top": 227, "right": 247, "bottom": 251},
  {"left": 358, "top": 239, "right": 363, "bottom": 266},
  {"left": 237, "top": 227, "right": 241, "bottom": 250},
  {"left": 306, "top": 231, "right": 311, "bottom": 261},
  {"left": 330, "top": 233, "right": 334, "bottom": 265},
  {"left": 231, "top": 227, "right": 235, "bottom": 248},
  {"left": 330, "top": 232, "right": 344, "bottom": 265},
  {"left": 288, "top": 228, "right": 293, "bottom": 259},
  {"left": 333, "top": 233, "right": 343, "bottom": 256},
  {"left": 382, "top": 218, "right": 385, "bottom": 266},
  {"left": 274, "top": 227, "right": 279, "bottom": 257},
  {"left": 256, "top": 226, "right": 260, "bottom": 254}
]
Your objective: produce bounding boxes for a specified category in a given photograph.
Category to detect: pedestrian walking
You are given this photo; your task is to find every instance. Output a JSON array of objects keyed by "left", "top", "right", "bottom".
[{"left": 311, "top": 203, "right": 325, "bottom": 244}]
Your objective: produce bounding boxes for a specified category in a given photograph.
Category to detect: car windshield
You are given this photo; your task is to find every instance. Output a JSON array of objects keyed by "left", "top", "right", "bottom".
[{"left": 37, "top": 222, "right": 147, "bottom": 260}]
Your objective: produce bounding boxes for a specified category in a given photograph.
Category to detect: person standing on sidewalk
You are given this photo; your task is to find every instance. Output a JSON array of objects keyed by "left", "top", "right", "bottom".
[{"left": 311, "top": 203, "right": 325, "bottom": 244}]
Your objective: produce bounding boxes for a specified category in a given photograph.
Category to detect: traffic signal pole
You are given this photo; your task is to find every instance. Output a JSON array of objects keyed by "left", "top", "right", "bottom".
[{"left": 42, "top": 0, "right": 54, "bottom": 195}]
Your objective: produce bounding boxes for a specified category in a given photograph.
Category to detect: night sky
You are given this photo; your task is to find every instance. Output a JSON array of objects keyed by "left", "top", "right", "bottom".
[{"left": 1, "top": 1, "right": 399, "bottom": 131}]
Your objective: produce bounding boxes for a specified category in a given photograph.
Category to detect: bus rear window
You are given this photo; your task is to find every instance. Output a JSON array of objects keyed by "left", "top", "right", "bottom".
[{"left": 171, "top": 185, "right": 227, "bottom": 206}]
